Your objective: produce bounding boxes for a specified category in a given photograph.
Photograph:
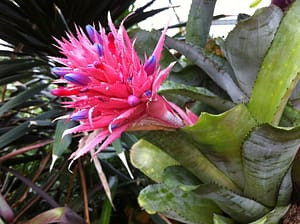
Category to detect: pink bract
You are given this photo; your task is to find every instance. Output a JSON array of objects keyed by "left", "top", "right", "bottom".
[{"left": 51, "top": 14, "right": 197, "bottom": 161}]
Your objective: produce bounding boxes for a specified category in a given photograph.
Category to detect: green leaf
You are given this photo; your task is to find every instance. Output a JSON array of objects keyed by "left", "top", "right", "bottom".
[
  {"left": 194, "top": 184, "right": 270, "bottom": 223},
  {"left": 242, "top": 125, "right": 300, "bottom": 207},
  {"left": 130, "top": 139, "right": 179, "bottom": 182},
  {"left": 225, "top": 5, "right": 283, "bottom": 97},
  {"left": 50, "top": 119, "right": 75, "bottom": 171},
  {"left": 277, "top": 167, "right": 292, "bottom": 206},
  {"left": 183, "top": 104, "right": 257, "bottom": 188},
  {"left": 213, "top": 214, "right": 235, "bottom": 224},
  {"left": 0, "top": 83, "right": 48, "bottom": 116},
  {"left": 162, "top": 166, "right": 201, "bottom": 191},
  {"left": 280, "top": 104, "right": 300, "bottom": 127},
  {"left": 23, "top": 207, "right": 85, "bottom": 224},
  {"left": 53, "top": 120, "right": 74, "bottom": 157},
  {"left": 138, "top": 131, "right": 241, "bottom": 193},
  {"left": 138, "top": 183, "right": 221, "bottom": 224},
  {"left": 247, "top": 1, "right": 300, "bottom": 125},
  {"left": 186, "top": 0, "right": 216, "bottom": 47},
  {"left": 159, "top": 80, "right": 234, "bottom": 112}
]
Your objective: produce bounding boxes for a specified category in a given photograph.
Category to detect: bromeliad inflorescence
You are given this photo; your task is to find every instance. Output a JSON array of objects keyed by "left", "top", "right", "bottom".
[{"left": 51, "top": 14, "right": 197, "bottom": 161}]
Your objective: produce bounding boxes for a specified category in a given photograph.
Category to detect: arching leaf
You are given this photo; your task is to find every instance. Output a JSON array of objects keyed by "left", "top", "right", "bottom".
[
  {"left": 242, "top": 125, "right": 300, "bottom": 207},
  {"left": 225, "top": 5, "right": 283, "bottom": 97},
  {"left": 183, "top": 104, "right": 257, "bottom": 188}
]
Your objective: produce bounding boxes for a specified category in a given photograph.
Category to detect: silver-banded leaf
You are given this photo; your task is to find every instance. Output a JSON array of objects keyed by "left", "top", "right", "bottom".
[
  {"left": 130, "top": 139, "right": 179, "bottom": 183},
  {"left": 139, "top": 131, "right": 241, "bottom": 193},
  {"left": 247, "top": 1, "right": 300, "bottom": 125},
  {"left": 276, "top": 167, "right": 292, "bottom": 206},
  {"left": 225, "top": 5, "right": 283, "bottom": 97},
  {"left": 194, "top": 184, "right": 270, "bottom": 223},
  {"left": 183, "top": 104, "right": 257, "bottom": 188},
  {"left": 242, "top": 125, "right": 300, "bottom": 207},
  {"left": 138, "top": 183, "right": 222, "bottom": 224}
]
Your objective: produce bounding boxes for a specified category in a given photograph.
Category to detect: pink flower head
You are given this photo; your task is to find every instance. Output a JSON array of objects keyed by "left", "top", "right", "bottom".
[{"left": 51, "top": 14, "right": 197, "bottom": 161}]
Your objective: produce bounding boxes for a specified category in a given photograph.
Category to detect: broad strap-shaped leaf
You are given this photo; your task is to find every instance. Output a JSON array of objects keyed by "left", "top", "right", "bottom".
[
  {"left": 159, "top": 80, "right": 235, "bottom": 112},
  {"left": 247, "top": 1, "right": 300, "bottom": 125},
  {"left": 186, "top": 0, "right": 216, "bottom": 47},
  {"left": 225, "top": 5, "right": 283, "bottom": 97},
  {"left": 194, "top": 184, "right": 270, "bottom": 223},
  {"left": 130, "top": 139, "right": 179, "bottom": 183},
  {"left": 137, "top": 131, "right": 241, "bottom": 193},
  {"left": 242, "top": 124, "right": 300, "bottom": 207},
  {"left": 183, "top": 104, "right": 257, "bottom": 188},
  {"left": 162, "top": 166, "right": 202, "bottom": 191},
  {"left": 138, "top": 183, "right": 222, "bottom": 224},
  {"left": 164, "top": 36, "right": 247, "bottom": 103},
  {"left": 277, "top": 167, "right": 292, "bottom": 206}
]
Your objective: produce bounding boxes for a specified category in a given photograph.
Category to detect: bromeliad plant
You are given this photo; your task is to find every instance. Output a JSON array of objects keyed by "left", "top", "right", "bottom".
[
  {"left": 129, "top": 0, "right": 300, "bottom": 223},
  {"left": 43, "top": 0, "right": 300, "bottom": 223}
]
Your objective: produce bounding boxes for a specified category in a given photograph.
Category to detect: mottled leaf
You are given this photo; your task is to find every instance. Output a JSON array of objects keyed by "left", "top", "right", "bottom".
[
  {"left": 162, "top": 166, "right": 201, "bottom": 191},
  {"left": 130, "top": 139, "right": 179, "bottom": 182},
  {"left": 138, "top": 184, "right": 221, "bottom": 224}
]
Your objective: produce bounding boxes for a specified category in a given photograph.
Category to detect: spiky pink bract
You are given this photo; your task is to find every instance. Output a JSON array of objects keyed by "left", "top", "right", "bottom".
[{"left": 51, "top": 14, "right": 197, "bottom": 161}]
